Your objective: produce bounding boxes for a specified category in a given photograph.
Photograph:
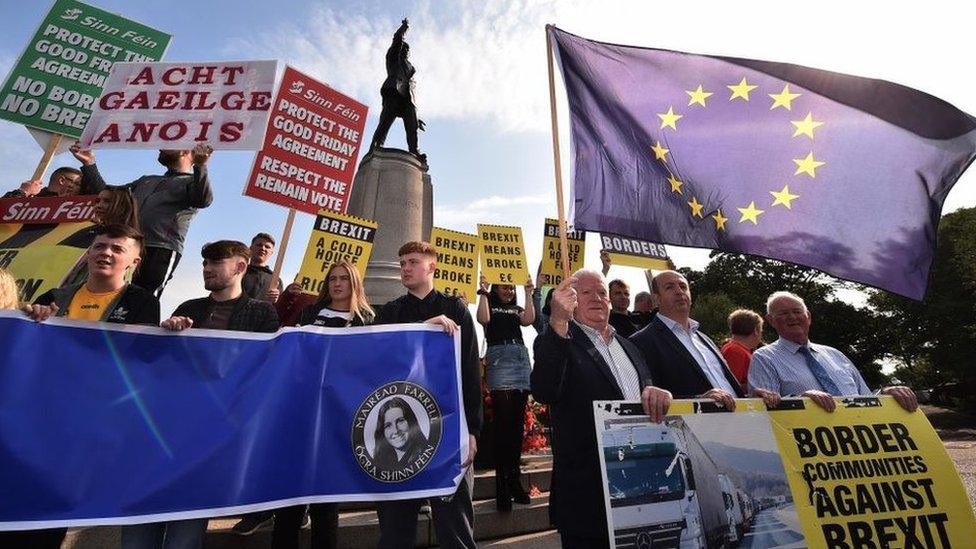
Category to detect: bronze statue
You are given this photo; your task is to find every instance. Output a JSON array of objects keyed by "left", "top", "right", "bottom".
[{"left": 369, "top": 18, "right": 427, "bottom": 162}]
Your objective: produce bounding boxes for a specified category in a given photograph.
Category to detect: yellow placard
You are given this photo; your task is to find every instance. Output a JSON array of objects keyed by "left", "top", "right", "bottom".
[
  {"left": 477, "top": 223, "right": 529, "bottom": 285},
  {"left": 0, "top": 222, "right": 94, "bottom": 305},
  {"left": 295, "top": 210, "right": 377, "bottom": 296},
  {"left": 769, "top": 397, "right": 974, "bottom": 548},
  {"left": 599, "top": 232, "right": 672, "bottom": 270},
  {"left": 594, "top": 397, "right": 975, "bottom": 549},
  {"left": 539, "top": 218, "right": 585, "bottom": 286},
  {"left": 431, "top": 227, "right": 478, "bottom": 300}
]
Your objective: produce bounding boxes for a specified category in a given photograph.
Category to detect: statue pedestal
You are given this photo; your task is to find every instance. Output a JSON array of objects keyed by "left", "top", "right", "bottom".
[{"left": 347, "top": 147, "right": 433, "bottom": 306}]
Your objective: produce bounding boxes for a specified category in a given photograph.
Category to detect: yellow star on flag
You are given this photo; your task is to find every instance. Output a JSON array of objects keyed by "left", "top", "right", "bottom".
[
  {"left": 686, "top": 85, "right": 713, "bottom": 107},
  {"left": 770, "top": 185, "right": 800, "bottom": 209},
  {"left": 650, "top": 141, "right": 669, "bottom": 161},
  {"left": 667, "top": 174, "right": 683, "bottom": 194},
  {"left": 687, "top": 196, "right": 704, "bottom": 218},
  {"left": 657, "top": 106, "right": 683, "bottom": 130},
  {"left": 737, "top": 201, "right": 765, "bottom": 225},
  {"left": 727, "top": 78, "right": 758, "bottom": 101},
  {"left": 793, "top": 152, "right": 826, "bottom": 178},
  {"left": 769, "top": 84, "right": 801, "bottom": 110},
  {"left": 712, "top": 209, "right": 728, "bottom": 231},
  {"left": 791, "top": 112, "right": 823, "bottom": 139}
]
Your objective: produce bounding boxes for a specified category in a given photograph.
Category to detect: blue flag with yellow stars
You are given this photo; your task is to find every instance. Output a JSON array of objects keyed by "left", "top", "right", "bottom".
[{"left": 550, "top": 26, "right": 976, "bottom": 300}]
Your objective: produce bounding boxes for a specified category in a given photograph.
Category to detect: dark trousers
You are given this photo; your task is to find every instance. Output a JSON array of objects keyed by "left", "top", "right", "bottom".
[
  {"left": 376, "top": 467, "right": 475, "bottom": 549},
  {"left": 491, "top": 389, "right": 528, "bottom": 492},
  {"left": 560, "top": 531, "right": 610, "bottom": 549},
  {"left": 0, "top": 528, "right": 66, "bottom": 549},
  {"left": 271, "top": 503, "right": 338, "bottom": 549},
  {"left": 134, "top": 246, "right": 181, "bottom": 299},
  {"left": 370, "top": 92, "right": 419, "bottom": 154}
]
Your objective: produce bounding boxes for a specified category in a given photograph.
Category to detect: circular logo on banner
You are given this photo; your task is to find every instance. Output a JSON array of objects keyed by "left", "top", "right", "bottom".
[{"left": 352, "top": 381, "right": 443, "bottom": 483}]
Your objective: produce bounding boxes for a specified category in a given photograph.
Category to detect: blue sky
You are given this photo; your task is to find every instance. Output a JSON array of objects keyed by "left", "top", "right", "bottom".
[{"left": 2, "top": 0, "right": 974, "bottom": 318}]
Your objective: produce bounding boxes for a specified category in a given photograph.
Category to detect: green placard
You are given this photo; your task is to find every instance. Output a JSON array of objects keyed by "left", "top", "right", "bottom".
[{"left": 0, "top": 0, "right": 170, "bottom": 138}]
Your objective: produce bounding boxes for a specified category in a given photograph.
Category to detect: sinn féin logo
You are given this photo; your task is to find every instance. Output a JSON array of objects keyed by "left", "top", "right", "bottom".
[
  {"left": 352, "top": 381, "right": 442, "bottom": 483},
  {"left": 289, "top": 80, "right": 305, "bottom": 94}
]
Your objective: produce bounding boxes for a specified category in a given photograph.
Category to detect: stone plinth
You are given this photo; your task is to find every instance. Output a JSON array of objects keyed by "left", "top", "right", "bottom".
[{"left": 346, "top": 147, "right": 432, "bottom": 306}]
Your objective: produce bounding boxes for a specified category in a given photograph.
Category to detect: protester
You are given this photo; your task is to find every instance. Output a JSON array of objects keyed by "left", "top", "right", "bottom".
[
  {"left": 372, "top": 241, "right": 480, "bottom": 549},
  {"left": 531, "top": 270, "right": 672, "bottom": 548},
  {"left": 3, "top": 167, "right": 81, "bottom": 198},
  {"left": 629, "top": 271, "right": 746, "bottom": 408},
  {"left": 0, "top": 267, "right": 18, "bottom": 308},
  {"left": 271, "top": 261, "right": 374, "bottom": 549},
  {"left": 721, "top": 308, "right": 763, "bottom": 388},
  {"left": 24, "top": 224, "right": 159, "bottom": 325},
  {"left": 475, "top": 274, "right": 535, "bottom": 512},
  {"left": 242, "top": 232, "right": 283, "bottom": 303},
  {"left": 631, "top": 290, "right": 655, "bottom": 329},
  {"left": 134, "top": 241, "right": 278, "bottom": 549},
  {"left": 13, "top": 224, "right": 159, "bottom": 549},
  {"left": 94, "top": 187, "right": 140, "bottom": 229},
  {"left": 70, "top": 143, "right": 214, "bottom": 299},
  {"left": 748, "top": 291, "right": 917, "bottom": 412},
  {"left": 607, "top": 278, "right": 640, "bottom": 337}
]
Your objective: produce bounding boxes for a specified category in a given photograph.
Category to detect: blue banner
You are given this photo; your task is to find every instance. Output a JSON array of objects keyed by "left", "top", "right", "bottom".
[{"left": 0, "top": 312, "right": 467, "bottom": 530}]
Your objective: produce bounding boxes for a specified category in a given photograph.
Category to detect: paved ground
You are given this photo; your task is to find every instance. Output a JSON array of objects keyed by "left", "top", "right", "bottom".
[{"left": 926, "top": 405, "right": 976, "bottom": 507}]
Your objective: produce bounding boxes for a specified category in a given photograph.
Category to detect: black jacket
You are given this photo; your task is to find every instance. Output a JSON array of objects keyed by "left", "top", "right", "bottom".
[
  {"left": 34, "top": 283, "right": 160, "bottom": 326},
  {"left": 531, "top": 322, "right": 653, "bottom": 539},
  {"left": 241, "top": 264, "right": 283, "bottom": 302},
  {"left": 171, "top": 295, "right": 279, "bottom": 333},
  {"left": 375, "top": 290, "right": 482, "bottom": 437},
  {"left": 629, "top": 315, "right": 744, "bottom": 398}
]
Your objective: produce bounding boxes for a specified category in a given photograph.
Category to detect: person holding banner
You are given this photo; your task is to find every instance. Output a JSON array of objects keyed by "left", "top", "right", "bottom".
[
  {"left": 531, "top": 269, "right": 672, "bottom": 549},
  {"left": 70, "top": 143, "right": 214, "bottom": 299},
  {"left": 271, "top": 261, "right": 375, "bottom": 549},
  {"left": 630, "top": 271, "right": 746, "bottom": 406},
  {"left": 373, "top": 241, "right": 480, "bottom": 549},
  {"left": 3, "top": 167, "right": 81, "bottom": 198},
  {"left": 749, "top": 291, "right": 918, "bottom": 412},
  {"left": 475, "top": 274, "right": 535, "bottom": 512},
  {"left": 23, "top": 224, "right": 159, "bottom": 325}
]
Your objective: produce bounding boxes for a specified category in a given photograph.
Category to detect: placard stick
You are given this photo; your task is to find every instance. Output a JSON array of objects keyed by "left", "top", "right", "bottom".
[
  {"left": 271, "top": 208, "right": 296, "bottom": 290},
  {"left": 545, "top": 25, "right": 571, "bottom": 281},
  {"left": 31, "top": 133, "right": 63, "bottom": 182}
]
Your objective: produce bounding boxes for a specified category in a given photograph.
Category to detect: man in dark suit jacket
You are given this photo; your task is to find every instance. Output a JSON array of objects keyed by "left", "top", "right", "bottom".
[
  {"left": 532, "top": 270, "right": 672, "bottom": 549},
  {"left": 630, "top": 271, "right": 780, "bottom": 409}
]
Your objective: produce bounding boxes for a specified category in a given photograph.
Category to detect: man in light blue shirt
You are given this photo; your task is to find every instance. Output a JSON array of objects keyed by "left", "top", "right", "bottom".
[{"left": 748, "top": 291, "right": 917, "bottom": 412}]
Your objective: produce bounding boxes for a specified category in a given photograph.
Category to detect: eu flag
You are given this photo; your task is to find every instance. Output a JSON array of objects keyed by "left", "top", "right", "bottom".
[{"left": 550, "top": 27, "right": 976, "bottom": 299}]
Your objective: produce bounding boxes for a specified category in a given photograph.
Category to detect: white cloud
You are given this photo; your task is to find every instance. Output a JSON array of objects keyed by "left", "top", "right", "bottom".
[{"left": 433, "top": 192, "right": 549, "bottom": 228}]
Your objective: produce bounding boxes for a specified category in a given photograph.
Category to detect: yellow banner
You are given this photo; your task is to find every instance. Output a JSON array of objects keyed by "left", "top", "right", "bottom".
[
  {"left": 770, "top": 397, "right": 973, "bottom": 548},
  {"left": 431, "top": 227, "right": 478, "bottom": 300},
  {"left": 539, "top": 218, "right": 585, "bottom": 286},
  {"left": 0, "top": 222, "right": 94, "bottom": 305},
  {"left": 599, "top": 232, "right": 672, "bottom": 270},
  {"left": 477, "top": 223, "right": 529, "bottom": 285},
  {"left": 594, "top": 397, "right": 975, "bottom": 549},
  {"left": 295, "top": 210, "right": 377, "bottom": 296}
]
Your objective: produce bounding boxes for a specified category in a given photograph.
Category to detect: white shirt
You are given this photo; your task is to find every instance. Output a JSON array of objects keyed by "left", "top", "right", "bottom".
[
  {"left": 657, "top": 314, "right": 738, "bottom": 394},
  {"left": 574, "top": 321, "right": 643, "bottom": 400}
]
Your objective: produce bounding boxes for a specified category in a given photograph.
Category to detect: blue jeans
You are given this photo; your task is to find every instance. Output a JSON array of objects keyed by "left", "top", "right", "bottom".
[
  {"left": 485, "top": 343, "right": 531, "bottom": 391},
  {"left": 121, "top": 519, "right": 208, "bottom": 549}
]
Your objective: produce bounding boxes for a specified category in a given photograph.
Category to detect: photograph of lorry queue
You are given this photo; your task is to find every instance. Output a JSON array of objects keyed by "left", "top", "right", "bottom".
[{"left": 596, "top": 403, "right": 803, "bottom": 549}]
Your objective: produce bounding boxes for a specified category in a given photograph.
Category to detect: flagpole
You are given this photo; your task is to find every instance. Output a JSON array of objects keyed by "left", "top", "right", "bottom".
[
  {"left": 545, "top": 25, "right": 572, "bottom": 282},
  {"left": 270, "top": 208, "right": 296, "bottom": 292}
]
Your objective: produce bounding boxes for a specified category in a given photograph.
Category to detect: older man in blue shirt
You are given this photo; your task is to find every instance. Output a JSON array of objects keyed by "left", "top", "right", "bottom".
[{"left": 748, "top": 291, "right": 917, "bottom": 412}]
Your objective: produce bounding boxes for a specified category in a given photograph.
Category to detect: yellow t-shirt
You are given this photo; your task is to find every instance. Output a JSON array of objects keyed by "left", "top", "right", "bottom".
[{"left": 67, "top": 285, "right": 123, "bottom": 321}]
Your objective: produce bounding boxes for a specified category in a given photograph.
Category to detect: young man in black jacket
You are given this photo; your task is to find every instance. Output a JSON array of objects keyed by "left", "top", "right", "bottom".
[
  {"left": 373, "top": 241, "right": 481, "bottom": 549},
  {"left": 162, "top": 240, "right": 279, "bottom": 333},
  {"left": 13, "top": 223, "right": 158, "bottom": 549},
  {"left": 241, "top": 232, "right": 283, "bottom": 303},
  {"left": 24, "top": 224, "right": 159, "bottom": 325},
  {"left": 141, "top": 240, "right": 278, "bottom": 548}
]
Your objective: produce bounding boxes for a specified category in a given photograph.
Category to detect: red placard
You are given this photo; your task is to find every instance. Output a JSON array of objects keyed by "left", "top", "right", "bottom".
[
  {"left": 243, "top": 66, "right": 368, "bottom": 214},
  {"left": 0, "top": 195, "right": 97, "bottom": 225}
]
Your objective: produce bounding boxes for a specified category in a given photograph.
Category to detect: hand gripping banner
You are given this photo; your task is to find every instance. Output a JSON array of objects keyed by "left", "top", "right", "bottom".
[{"left": 0, "top": 312, "right": 467, "bottom": 530}]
